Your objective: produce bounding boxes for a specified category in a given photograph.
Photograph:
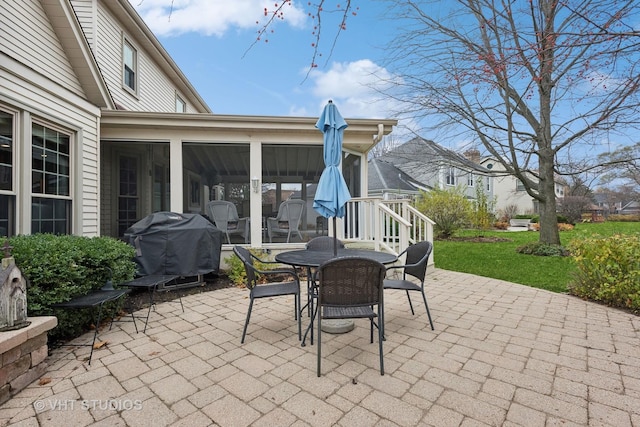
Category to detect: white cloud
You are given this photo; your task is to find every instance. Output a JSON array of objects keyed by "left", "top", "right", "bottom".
[
  {"left": 306, "top": 59, "right": 400, "bottom": 118},
  {"left": 130, "top": 0, "right": 307, "bottom": 37},
  {"left": 301, "top": 60, "right": 420, "bottom": 139}
]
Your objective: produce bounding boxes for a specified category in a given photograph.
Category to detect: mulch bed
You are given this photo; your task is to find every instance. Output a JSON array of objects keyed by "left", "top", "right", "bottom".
[{"left": 125, "top": 272, "right": 237, "bottom": 310}]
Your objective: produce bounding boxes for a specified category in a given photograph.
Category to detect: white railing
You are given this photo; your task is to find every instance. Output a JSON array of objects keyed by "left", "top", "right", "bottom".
[{"left": 341, "top": 197, "right": 434, "bottom": 259}]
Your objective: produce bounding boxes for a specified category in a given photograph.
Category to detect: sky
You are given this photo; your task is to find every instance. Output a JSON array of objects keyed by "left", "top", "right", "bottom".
[{"left": 128, "top": 0, "right": 402, "bottom": 124}]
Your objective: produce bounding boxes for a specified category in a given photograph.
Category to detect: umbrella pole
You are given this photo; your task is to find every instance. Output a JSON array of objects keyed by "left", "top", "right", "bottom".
[{"left": 333, "top": 217, "right": 337, "bottom": 256}]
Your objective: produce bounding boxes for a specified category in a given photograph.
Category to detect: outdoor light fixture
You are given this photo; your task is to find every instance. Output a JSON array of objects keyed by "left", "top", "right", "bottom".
[{"left": 251, "top": 177, "right": 260, "bottom": 193}]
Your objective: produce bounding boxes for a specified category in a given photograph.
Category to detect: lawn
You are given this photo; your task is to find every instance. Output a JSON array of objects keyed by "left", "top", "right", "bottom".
[{"left": 433, "top": 222, "right": 639, "bottom": 294}]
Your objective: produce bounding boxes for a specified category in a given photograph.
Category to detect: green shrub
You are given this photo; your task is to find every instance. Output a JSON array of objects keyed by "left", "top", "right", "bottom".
[
  {"left": 514, "top": 214, "right": 535, "bottom": 219},
  {"left": 224, "top": 249, "right": 273, "bottom": 286},
  {"left": 471, "top": 177, "right": 496, "bottom": 232},
  {"left": 8, "top": 234, "right": 136, "bottom": 342},
  {"left": 607, "top": 214, "right": 640, "bottom": 222},
  {"left": 516, "top": 242, "right": 570, "bottom": 257},
  {"left": 568, "top": 234, "right": 640, "bottom": 311},
  {"left": 415, "top": 187, "right": 472, "bottom": 238}
]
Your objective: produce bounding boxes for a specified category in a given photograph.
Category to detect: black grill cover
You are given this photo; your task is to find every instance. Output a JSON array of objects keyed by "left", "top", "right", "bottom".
[{"left": 124, "top": 212, "right": 223, "bottom": 276}]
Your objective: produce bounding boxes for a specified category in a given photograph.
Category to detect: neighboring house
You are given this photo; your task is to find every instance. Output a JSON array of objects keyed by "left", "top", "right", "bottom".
[
  {"left": 0, "top": 0, "right": 396, "bottom": 245},
  {"left": 619, "top": 200, "right": 640, "bottom": 215},
  {"left": 480, "top": 157, "right": 568, "bottom": 216},
  {"left": 480, "top": 158, "right": 535, "bottom": 215},
  {"left": 371, "top": 137, "right": 493, "bottom": 202},
  {"left": 368, "top": 158, "right": 430, "bottom": 200}
]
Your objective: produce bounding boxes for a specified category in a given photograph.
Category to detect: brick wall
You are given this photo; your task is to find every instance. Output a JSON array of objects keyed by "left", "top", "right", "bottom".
[{"left": 0, "top": 317, "right": 57, "bottom": 405}]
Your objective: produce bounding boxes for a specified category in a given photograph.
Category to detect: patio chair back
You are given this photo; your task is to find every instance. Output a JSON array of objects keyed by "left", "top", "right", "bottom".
[
  {"left": 267, "top": 199, "right": 305, "bottom": 242},
  {"left": 232, "top": 246, "right": 258, "bottom": 289},
  {"left": 206, "top": 200, "right": 248, "bottom": 244},
  {"left": 402, "top": 241, "right": 432, "bottom": 283},
  {"left": 305, "top": 236, "right": 345, "bottom": 251},
  {"left": 316, "top": 256, "right": 386, "bottom": 376}
]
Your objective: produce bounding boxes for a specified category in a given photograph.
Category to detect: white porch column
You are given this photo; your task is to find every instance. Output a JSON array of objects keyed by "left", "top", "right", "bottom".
[
  {"left": 169, "top": 138, "right": 183, "bottom": 213},
  {"left": 250, "top": 139, "right": 262, "bottom": 247}
]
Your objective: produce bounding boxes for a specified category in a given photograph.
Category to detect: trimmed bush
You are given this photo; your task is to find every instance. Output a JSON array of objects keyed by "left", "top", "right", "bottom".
[
  {"left": 516, "top": 242, "right": 570, "bottom": 257},
  {"left": 607, "top": 214, "right": 640, "bottom": 222},
  {"left": 8, "top": 234, "right": 136, "bottom": 342},
  {"left": 568, "top": 234, "right": 640, "bottom": 311}
]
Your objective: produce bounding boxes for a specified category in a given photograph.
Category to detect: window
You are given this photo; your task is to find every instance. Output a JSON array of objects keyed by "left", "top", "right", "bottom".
[
  {"left": 31, "top": 123, "right": 71, "bottom": 234},
  {"left": 0, "top": 110, "right": 14, "bottom": 237},
  {"left": 176, "top": 95, "right": 186, "bottom": 113},
  {"left": 118, "top": 156, "right": 138, "bottom": 236},
  {"left": 467, "top": 173, "right": 474, "bottom": 187},
  {"left": 123, "top": 39, "right": 137, "bottom": 92},
  {"left": 516, "top": 180, "right": 525, "bottom": 192},
  {"left": 446, "top": 167, "right": 456, "bottom": 186}
]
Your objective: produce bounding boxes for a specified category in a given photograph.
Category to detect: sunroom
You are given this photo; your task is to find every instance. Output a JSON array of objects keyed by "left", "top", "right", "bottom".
[{"left": 100, "top": 110, "right": 398, "bottom": 253}]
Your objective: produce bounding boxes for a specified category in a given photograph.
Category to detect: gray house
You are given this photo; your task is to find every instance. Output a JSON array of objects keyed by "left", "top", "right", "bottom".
[{"left": 370, "top": 137, "right": 493, "bottom": 201}]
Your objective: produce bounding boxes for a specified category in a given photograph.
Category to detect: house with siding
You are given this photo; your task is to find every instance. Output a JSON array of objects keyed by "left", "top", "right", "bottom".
[
  {"left": 480, "top": 157, "right": 567, "bottom": 217},
  {"left": 0, "top": 0, "right": 396, "bottom": 246},
  {"left": 369, "top": 137, "right": 493, "bottom": 202}
]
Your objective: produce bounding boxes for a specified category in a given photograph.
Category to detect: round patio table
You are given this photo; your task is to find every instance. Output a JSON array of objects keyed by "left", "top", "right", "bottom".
[
  {"left": 275, "top": 248, "right": 397, "bottom": 345},
  {"left": 275, "top": 248, "right": 397, "bottom": 268}
]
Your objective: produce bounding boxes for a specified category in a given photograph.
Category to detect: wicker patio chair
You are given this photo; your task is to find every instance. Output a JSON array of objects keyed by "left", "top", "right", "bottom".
[
  {"left": 316, "top": 256, "right": 386, "bottom": 376},
  {"left": 233, "top": 246, "right": 301, "bottom": 343},
  {"left": 383, "top": 241, "right": 434, "bottom": 330}
]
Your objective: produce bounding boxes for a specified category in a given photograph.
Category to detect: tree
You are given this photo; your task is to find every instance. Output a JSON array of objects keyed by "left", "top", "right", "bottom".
[
  {"left": 249, "top": 1, "right": 358, "bottom": 75},
  {"left": 383, "top": 0, "right": 640, "bottom": 245}
]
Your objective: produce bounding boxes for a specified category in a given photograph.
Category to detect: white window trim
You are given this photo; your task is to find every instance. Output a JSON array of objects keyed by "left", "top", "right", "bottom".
[
  {"left": 122, "top": 36, "right": 138, "bottom": 96},
  {"left": 176, "top": 94, "right": 186, "bottom": 113},
  {"left": 446, "top": 167, "right": 456, "bottom": 186}
]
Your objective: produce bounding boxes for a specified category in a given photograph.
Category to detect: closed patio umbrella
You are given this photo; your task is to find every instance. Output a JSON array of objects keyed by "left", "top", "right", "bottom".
[{"left": 314, "top": 100, "right": 351, "bottom": 255}]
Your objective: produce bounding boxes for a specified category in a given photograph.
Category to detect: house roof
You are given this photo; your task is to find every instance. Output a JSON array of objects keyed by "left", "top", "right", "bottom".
[
  {"left": 41, "top": 0, "right": 114, "bottom": 108},
  {"left": 375, "top": 136, "right": 491, "bottom": 186},
  {"left": 368, "top": 158, "right": 427, "bottom": 193}
]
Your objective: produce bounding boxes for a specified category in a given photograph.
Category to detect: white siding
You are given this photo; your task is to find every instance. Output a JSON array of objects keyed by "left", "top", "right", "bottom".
[
  {"left": 1, "top": 57, "right": 101, "bottom": 236},
  {"left": 0, "top": 0, "right": 84, "bottom": 96},
  {"left": 95, "top": 2, "right": 189, "bottom": 112},
  {"left": 70, "top": 0, "right": 97, "bottom": 49}
]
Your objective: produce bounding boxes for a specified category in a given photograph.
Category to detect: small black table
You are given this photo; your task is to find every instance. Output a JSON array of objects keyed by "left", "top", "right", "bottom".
[
  {"left": 275, "top": 248, "right": 397, "bottom": 345},
  {"left": 121, "top": 275, "right": 182, "bottom": 333},
  {"left": 52, "top": 288, "right": 133, "bottom": 365}
]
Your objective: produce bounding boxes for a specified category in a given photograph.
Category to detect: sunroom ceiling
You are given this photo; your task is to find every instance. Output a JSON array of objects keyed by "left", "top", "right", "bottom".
[{"left": 183, "top": 143, "right": 325, "bottom": 183}]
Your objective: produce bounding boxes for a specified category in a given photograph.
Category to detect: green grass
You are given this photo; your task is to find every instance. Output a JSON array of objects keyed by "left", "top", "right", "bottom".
[{"left": 433, "top": 222, "right": 640, "bottom": 294}]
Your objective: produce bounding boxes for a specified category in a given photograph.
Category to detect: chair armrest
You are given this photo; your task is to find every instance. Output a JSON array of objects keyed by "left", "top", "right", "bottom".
[{"left": 255, "top": 268, "right": 299, "bottom": 281}]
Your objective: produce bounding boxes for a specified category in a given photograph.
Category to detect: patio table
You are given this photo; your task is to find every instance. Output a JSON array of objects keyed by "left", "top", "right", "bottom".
[
  {"left": 275, "top": 248, "right": 397, "bottom": 345},
  {"left": 121, "top": 275, "right": 182, "bottom": 333},
  {"left": 52, "top": 288, "right": 134, "bottom": 364}
]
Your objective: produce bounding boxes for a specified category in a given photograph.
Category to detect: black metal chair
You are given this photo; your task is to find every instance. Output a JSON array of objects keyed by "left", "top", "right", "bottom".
[
  {"left": 299, "top": 237, "right": 346, "bottom": 344},
  {"left": 384, "top": 241, "right": 434, "bottom": 330},
  {"left": 233, "top": 246, "right": 301, "bottom": 343},
  {"left": 316, "top": 257, "right": 386, "bottom": 376},
  {"left": 304, "top": 236, "right": 345, "bottom": 313}
]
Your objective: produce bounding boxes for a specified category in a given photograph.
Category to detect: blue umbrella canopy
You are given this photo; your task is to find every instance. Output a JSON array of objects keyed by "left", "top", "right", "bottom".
[{"left": 313, "top": 101, "right": 352, "bottom": 219}]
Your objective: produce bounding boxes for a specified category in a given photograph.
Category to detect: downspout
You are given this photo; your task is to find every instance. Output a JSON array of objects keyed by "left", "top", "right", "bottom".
[{"left": 373, "top": 124, "right": 384, "bottom": 144}]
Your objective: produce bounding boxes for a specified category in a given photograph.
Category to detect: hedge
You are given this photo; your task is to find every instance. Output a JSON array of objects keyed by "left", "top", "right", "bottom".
[
  {"left": 568, "top": 234, "right": 640, "bottom": 311},
  {"left": 8, "top": 234, "right": 136, "bottom": 342}
]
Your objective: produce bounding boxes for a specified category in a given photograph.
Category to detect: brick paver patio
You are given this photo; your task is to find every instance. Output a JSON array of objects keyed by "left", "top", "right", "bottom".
[{"left": 1, "top": 268, "right": 638, "bottom": 426}]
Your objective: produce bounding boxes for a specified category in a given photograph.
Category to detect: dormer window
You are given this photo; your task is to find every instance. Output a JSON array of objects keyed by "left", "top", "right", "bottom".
[
  {"left": 176, "top": 95, "right": 186, "bottom": 113},
  {"left": 123, "top": 39, "right": 137, "bottom": 93}
]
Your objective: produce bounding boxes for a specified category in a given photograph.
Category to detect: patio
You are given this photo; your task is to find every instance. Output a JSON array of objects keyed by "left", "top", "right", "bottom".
[{"left": 1, "top": 269, "right": 639, "bottom": 426}]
